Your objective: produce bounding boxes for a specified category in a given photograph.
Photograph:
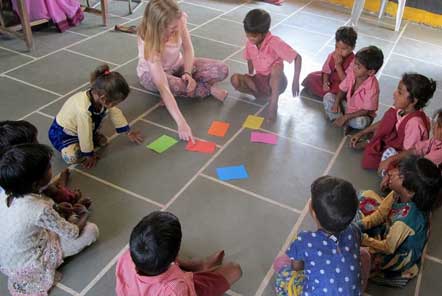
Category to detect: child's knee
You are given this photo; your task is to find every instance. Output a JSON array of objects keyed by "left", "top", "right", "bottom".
[
  {"left": 230, "top": 74, "right": 241, "bottom": 89},
  {"left": 218, "top": 262, "right": 242, "bottom": 285},
  {"left": 61, "top": 144, "right": 82, "bottom": 164},
  {"left": 84, "top": 222, "right": 100, "bottom": 244}
]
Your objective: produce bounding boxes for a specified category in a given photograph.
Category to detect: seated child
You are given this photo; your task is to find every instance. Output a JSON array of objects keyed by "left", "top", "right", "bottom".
[
  {"left": 231, "top": 9, "right": 302, "bottom": 121},
  {"left": 48, "top": 64, "right": 143, "bottom": 169},
  {"left": 0, "top": 144, "right": 99, "bottom": 296},
  {"left": 378, "top": 109, "right": 442, "bottom": 191},
  {"left": 357, "top": 156, "right": 442, "bottom": 287},
  {"left": 273, "top": 176, "right": 370, "bottom": 295},
  {"left": 350, "top": 73, "right": 436, "bottom": 170},
  {"left": 302, "top": 26, "right": 357, "bottom": 98},
  {"left": 0, "top": 120, "right": 91, "bottom": 218},
  {"left": 323, "top": 46, "right": 383, "bottom": 131},
  {"left": 116, "top": 211, "right": 242, "bottom": 296}
]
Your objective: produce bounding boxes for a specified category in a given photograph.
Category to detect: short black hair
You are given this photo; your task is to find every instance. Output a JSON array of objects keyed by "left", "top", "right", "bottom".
[
  {"left": 401, "top": 73, "right": 437, "bottom": 110},
  {"left": 311, "top": 176, "right": 358, "bottom": 234},
  {"left": 130, "top": 211, "right": 182, "bottom": 276},
  {"left": 0, "top": 144, "right": 52, "bottom": 205},
  {"left": 0, "top": 120, "right": 38, "bottom": 154},
  {"left": 335, "top": 26, "right": 357, "bottom": 48},
  {"left": 355, "top": 46, "right": 384, "bottom": 73},
  {"left": 399, "top": 156, "right": 442, "bottom": 212},
  {"left": 243, "top": 9, "right": 271, "bottom": 34}
]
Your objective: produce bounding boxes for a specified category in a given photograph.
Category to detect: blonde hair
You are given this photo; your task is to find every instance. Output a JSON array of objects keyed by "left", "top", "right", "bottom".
[{"left": 138, "top": 0, "right": 182, "bottom": 60}]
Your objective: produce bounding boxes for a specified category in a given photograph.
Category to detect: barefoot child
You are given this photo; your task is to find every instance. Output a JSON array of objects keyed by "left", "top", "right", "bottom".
[
  {"left": 231, "top": 9, "right": 302, "bottom": 121},
  {"left": 116, "top": 211, "right": 242, "bottom": 296},
  {"left": 302, "top": 26, "right": 357, "bottom": 99},
  {"left": 0, "top": 144, "right": 99, "bottom": 296},
  {"left": 273, "top": 176, "right": 370, "bottom": 295},
  {"left": 358, "top": 156, "right": 442, "bottom": 287},
  {"left": 323, "top": 46, "right": 384, "bottom": 130},
  {"left": 350, "top": 73, "right": 436, "bottom": 170},
  {"left": 48, "top": 64, "right": 143, "bottom": 169}
]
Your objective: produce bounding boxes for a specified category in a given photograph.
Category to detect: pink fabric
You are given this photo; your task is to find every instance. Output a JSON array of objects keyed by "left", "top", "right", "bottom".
[
  {"left": 396, "top": 112, "right": 430, "bottom": 150},
  {"left": 273, "top": 254, "right": 291, "bottom": 273},
  {"left": 414, "top": 138, "right": 442, "bottom": 165},
  {"left": 116, "top": 250, "right": 196, "bottom": 296},
  {"left": 243, "top": 32, "right": 297, "bottom": 76},
  {"left": 12, "top": 0, "right": 83, "bottom": 32},
  {"left": 339, "top": 61, "right": 379, "bottom": 115},
  {"left": 321, "top": 53, "right": 334, "bottom": 74},
  {"left": 136, "top": 14, "right": 188, "bottom": 79}
]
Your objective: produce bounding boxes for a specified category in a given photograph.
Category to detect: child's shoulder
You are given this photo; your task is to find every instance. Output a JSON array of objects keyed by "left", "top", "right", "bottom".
[
  {"left": 66, "top": 91, "right": 91, "bottom": 110},
  {"left": 267, "top": 32, "right": 291, "bottom": 48}
]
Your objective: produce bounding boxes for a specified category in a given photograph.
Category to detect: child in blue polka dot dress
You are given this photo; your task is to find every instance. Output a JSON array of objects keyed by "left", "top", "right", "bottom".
[{"left": 273, "top": 176, "right": 370, "bottom": 295}]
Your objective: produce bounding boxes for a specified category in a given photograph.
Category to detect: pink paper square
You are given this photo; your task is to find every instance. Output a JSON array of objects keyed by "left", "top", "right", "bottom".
[{"left": 250, "top": 132, "right": 278, "bottom": 144}]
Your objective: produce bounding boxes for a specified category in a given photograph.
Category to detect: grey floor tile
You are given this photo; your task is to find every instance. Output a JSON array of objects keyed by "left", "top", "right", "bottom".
[
  {"left": 282, "top": 11, "right": 346, "bottom": 36},
  {"left": 183, "top": 0, "right": 243, "bottom": 11},
  {"left": 223, "top": 6, "right": 287, "bottom": 25},
  {"left": 0, "top": 48, "right": 33, "bottom": 73},
  {"left": 261, "top": 96, "right": 344, "bottom": 152},
  {"left": 378, "top": 74, "right": 399, "bottom": 107},
  {"left": 419, "top": 258, "right": 442, "bottom": 296},
  {"left": 100, "top": 0, "right": 144, "bottom": 18},
  {"left": 403, "top": 23, "right": 442, "bottom": 47},
  {"left": 0, "top": 27, "right": 84, "bottom": 57},
  {"left": 84, "top": 264, "right": 117, "bottom": 296},
  {"left": 302, "top": 1, "right": 350, "bottom": 22},
  {"left": 145, "top": 95, "right": 260, "bottom": 145},
  {"left": 382, "top": 54, "right": 442, "bottom": 86},
  {"left": 68, "top": 31, "right": 137, "bottom": 65},
  {"left": 244, "top": 0, "right": 310, "bottom": 16},
  {"left": 191, "top": 18, "right": 246, "bottom": 46},
  {"left": 394, "top": 38, "right": 442, "bottom": 69},
  {"left": 262, "top": 275, "right": 278, "bottom": 296},
  {"left": 355, "top": 17, "right": 402, "bottom": 42},
  {"left": 218, "top": 59, "right": 258, "bottom": 103},
  {"left": 205, "top": 129, "right": 332, "bottom": 210},
  {"left": 427, "top": 208, "right": 442, "bottom": 259},
  {"left": 24, "top": 113, "right": 68, "bottom": 175},
  {"left": 190, "top": 35, "right": 240, "bottom": 60},
  {"left": 0, "top": 76, "right": 58, "bottom": 120},
  {"left": 7, "top": 50, "right": 104, "bottom": 94},
  {"left": 68, "top": 13, "right": 129, "bottom": 36},
  {"left": 181, "top": 2, "right": 223, "bottom": 25},
  {"left": 329, "top": 137, "right": 380, "bottom": 192},
  {"left": 356, "top": 34, "right": 394, "bottom": 58},
  {"left": 41, "top": 87, "right": 159, "bottom": 137},
  {"left": 81, "top": 121, "right": 212, "bottom": 204},
  {"left": 366, "top": 277, "right": 417, "bottom": 296},
  {"left": 272, "top": 24, "right": 332, "bottom": 57},
  {"left": 168, "top": 176, "right": 299, "bottom": 294},
  {"left": 57, "top": 171, "right": 159, "bottom": 291}
]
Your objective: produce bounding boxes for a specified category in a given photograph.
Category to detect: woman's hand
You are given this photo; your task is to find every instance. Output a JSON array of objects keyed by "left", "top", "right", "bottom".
[
  {"left": 182, "top": 73, "right": 197, "bottom": 96},
  {"left": 177, "top": 120, "right": 194, "bottom": 143},
  {"left": 128, "top": 130, "right": 143, "bottom": 144}
]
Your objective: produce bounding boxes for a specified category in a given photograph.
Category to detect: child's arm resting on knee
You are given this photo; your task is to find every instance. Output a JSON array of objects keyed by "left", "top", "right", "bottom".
[
  {"left": 360, "top": 192, "right": 396, "bottom": 231},
  {"left": 362, "top": 221, "right": 414, "bottom": 255},
  {"left": 334, "top": 109, "right": 372, "bottom": 127},
  {"left": 36, "top": 206, "right": 80, "bottom": 239}
]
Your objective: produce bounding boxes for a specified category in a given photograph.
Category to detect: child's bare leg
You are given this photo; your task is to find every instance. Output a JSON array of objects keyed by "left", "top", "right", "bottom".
[
  {"left": 267, "top": 63, "right": 286, "bottom": 121},
  {"left": 231, "top": 74, "right": 257, "bottom": 96},
  {"left": 178, "top": 250, "right": 225, "bottom": 272},
  {"left": 55, "top": 168, "right": 70, "bottom": 187},
  {"left": 212, "top": 262, "right": 242, "bottom": 286}
]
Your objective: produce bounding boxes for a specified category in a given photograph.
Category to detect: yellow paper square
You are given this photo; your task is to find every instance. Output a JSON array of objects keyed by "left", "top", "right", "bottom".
[{"left": 242, "top": 115, "right": 264, "bottom": 129}]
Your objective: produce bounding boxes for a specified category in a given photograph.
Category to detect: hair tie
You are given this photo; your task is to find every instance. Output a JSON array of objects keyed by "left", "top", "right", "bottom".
[{"left": 104, "top": 70, "right": 111, "bottom": 76}]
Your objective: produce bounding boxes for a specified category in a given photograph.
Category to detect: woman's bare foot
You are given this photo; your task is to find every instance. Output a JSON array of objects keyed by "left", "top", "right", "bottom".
[
  {"left": 55, "top": 169, "right": 70, "bottom": 187},
  {"left": 210, "top": 86, "right": 228, "bottom": 102}
]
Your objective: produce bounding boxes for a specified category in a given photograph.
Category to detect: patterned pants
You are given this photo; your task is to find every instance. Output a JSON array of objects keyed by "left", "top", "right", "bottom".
[{"left": 139, "top": 58, "right": 228, "bottom": 98}]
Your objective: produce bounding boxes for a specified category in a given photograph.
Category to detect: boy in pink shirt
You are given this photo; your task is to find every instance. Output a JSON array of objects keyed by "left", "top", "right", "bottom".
[
  {"left": 231, "top": 9, "right": 302, "bottom": 121},
  {"left": 323, "top": 46, "right": 384, "bottom": 131},
  {"left": 116, "top": 211, "right": 242, "bottom": 296}
]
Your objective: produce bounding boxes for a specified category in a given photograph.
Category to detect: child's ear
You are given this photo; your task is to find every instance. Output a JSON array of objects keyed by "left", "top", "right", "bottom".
[{"left": 367, "top": 69, "right": 376, "bottom": 76}]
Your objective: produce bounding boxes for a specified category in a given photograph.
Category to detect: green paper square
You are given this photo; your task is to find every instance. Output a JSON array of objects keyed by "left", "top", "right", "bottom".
[{"left": 146, "top": 135, "right": 178, "bottom": 153}]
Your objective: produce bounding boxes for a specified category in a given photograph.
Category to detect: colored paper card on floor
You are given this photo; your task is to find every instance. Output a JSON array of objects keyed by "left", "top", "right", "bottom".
[
  {"left": 208, "top": 121, "right": 230, "bottom": 137},
  {"left": 250, "top": 131, "right": 278, "bottom": 144},
  {"left": 216, "top": 165, "right": 249, "bottom": 181},
  {"left": 146, "top": 135, "right": 178, "bottom": 153},
  {"left": 185, "top": 140, "right": 216, "bottom": 154},
  {"left": 243, "top": 115, "right": 264, "bottom": 129}
]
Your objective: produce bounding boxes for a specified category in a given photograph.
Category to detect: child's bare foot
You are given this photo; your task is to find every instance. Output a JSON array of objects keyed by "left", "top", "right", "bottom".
[
  {"left": 68, "top": 214, "right": 80, "bottom": 224},
  {"left": 55, "top": 169, "right": 70, "bottom": 187},
  {"left": 202, "top": 250, "right": 225, "bottom": 270},
  {"left": 55, "top": 202, "right": 74, "bottom": 219},
  {"left": 77, "top": 196, "right": 92, "bottom": 209},
  {"left": 93, "top": 132, "right": 108, "bottom": 148},
  {"left": 210, "top": 86, "right": 228, "bottom": 102},
  {"left": 73, "top": 203, "right": 89, "bottom": 215}
]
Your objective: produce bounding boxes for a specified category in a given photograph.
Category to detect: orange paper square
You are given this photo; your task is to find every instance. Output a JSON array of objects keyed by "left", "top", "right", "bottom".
[
  {"left": 185, "top": 140, "right": 216, "bottom": 154},
  {"left": 208, "top": 121, "right": 230, "bottom": 137}
]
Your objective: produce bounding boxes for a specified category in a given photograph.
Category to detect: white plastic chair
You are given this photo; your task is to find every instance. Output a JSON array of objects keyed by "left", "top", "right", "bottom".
[{"left": 351, "top": 0, "right": 406, "bottom": 32}]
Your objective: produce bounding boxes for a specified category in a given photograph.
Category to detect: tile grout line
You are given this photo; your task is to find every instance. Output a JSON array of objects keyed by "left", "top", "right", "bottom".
[
  {"left": 254, "top": 134, "right": 348, "bottom": 295},
  {"left": 37, "top": 111, "right": 55, "bottom": 119},
  {"left": 200, "top": 173, "right": 302, "bottom": 214},
  {"left": 229, "top": 58, "right": 247, "bottom": 65},
  {"left": 0, "top": 45, "right": 36, "bottom": 59},
  {"left": 188, "top": 3, "right": 248, "bottom": 33},
  {"left": 78, "top": 244, "right": 129, "bottom": 296},
  {"left": 63, "top": 48, "right": 119, "bottom": 67},
  {"left": 392, "top": 52, "right": 442, "bottom": 68},
  {"left": 227, "top": 95, "right": 266, "bottom": 107},
  {"left": 72, "top": 168, "right": 165, "bottom": 208},
  {"left": 381, "top": 73, "right": 401, "bottom": 80},
  {"left": 225, "top": 288, "right": 243, "bottom": 296},
  {"left": 181, "top": 0, "right": 224, "bottom": 12},
  {"left": 55, "top": 283, "right": 80, "bottom": 296},
  {"left": 414, "top": 244, "right": 428, "bottom": 296},
  {"left": 402, "top": 35, "right": 442, "bottom": 51},
  {"left": 190, "top": 32, "right": 242, "bottom": 48},
  {"left": 279, "top": 23, "right": 331, "bottom": 38},
  {"left": 2, "top": 74, "right": 63, "bottom": 96},
  {"left": 425, "top": 254, "right": 442, "bottom": 265},
  {"left": 140, "top": 118, "right": 223, "bottom": 149},
  {"left": 65, "top": 30, "right": 90, "bottom": 38}
]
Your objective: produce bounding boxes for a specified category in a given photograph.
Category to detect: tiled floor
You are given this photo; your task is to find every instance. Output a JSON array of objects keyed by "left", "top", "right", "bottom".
[{"left": 0, "top": 0, "right": 442, "bottom": 295}]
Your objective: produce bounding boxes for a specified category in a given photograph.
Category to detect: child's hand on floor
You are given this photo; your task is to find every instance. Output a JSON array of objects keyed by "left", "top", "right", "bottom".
[
  {"left": 178, "top": 120, "right": 194, "bottom": 143},
  {"left": 82, "top": 155, "right": 99, "bottom": 169},
  {"left": 128, "top": 130, "right": 143, "bottom": 144},
  {"left": 333, "top": 115, "right": 348, "bottom": 127},
  {"left": 350, "top": 133, "right": 362, "bottom": 148}
]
